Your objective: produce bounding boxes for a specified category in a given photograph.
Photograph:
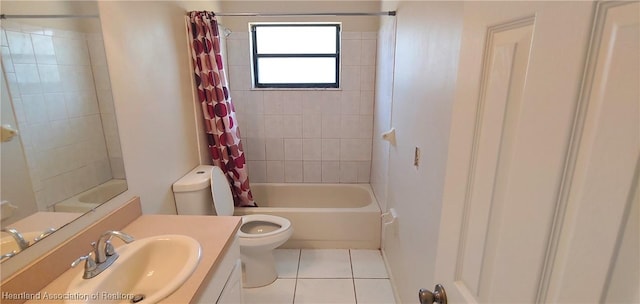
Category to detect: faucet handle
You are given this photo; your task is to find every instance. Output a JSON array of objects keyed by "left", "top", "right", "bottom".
[
  {"left": 105, "top": 240, "right": 115, "bottom": 257},
  {"left": 71, "top": 253, "right": 97, "bottom": 271}
]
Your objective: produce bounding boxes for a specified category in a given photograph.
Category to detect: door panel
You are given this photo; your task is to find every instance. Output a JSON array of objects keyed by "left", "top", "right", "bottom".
[
  {"left": 545, "top": 2, "right": 640, "bottom": 302},
  {"left": 459, "top": 20, "right": 533, "bottom": 297},
  {"left": 435, "top": 2, "right": 595, "bottom": 303}
]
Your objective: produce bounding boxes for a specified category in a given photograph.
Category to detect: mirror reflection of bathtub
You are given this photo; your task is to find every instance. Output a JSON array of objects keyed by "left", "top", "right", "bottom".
[{"left": 53, "top": 179, "right": 128, "bottom": 213}]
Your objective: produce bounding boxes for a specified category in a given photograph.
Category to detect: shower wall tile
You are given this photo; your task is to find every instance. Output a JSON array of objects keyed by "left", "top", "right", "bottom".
[
  {"left": 284, "top": 139, "right": 303, "bottom": 161},
  {"left": 265, "top": 138, "right": 285, "bottom": 160},
  {"left": 285, "top": 161, "right": 304, "bottom": 182},
  {"left": 266, "top": 161, "right": 285, "bottom": 182},
  {"left": 321, "top": 161, "right": 340, "bottom": 183},
  {"left": 302, "top": 139, "right": 322, "bottom": 161},
  {"left": 226, "top": 31, "right": 376, "bottom": 184},
  {"left": 302, "top": 114, "right": 322, "bottom": 138},
  {"left": 303, "top": 161, "right": 322, "bottom": 183}
]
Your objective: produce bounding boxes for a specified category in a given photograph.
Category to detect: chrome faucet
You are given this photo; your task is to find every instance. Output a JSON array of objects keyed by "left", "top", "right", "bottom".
[
  {"left": 71, "top": 230, "right": 134, "bottom": 279},
  {"left": 1, "top": 228, "right": 29, "bottom": 250},
  {"left": 34, "top": 227, "right": 57, "bottom": 242}
]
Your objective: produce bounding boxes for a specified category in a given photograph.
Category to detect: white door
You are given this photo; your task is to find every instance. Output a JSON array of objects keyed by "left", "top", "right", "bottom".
[{"left": 432, "top": 1, "right": 639, "bottom": 303}]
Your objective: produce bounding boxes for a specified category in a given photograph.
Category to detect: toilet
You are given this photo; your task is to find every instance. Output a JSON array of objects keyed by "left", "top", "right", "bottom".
[{"left": 172, "top": 165, "right": 293, "bottom": 288}]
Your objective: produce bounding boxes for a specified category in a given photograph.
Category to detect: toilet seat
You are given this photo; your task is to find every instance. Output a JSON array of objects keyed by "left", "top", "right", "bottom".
[{"left": 239, "top": 214, "right": 292, "bottom": 239}]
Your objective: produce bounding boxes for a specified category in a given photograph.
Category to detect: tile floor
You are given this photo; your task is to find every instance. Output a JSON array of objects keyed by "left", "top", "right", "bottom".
[{"left": 242, "top": 249, "right": 396, "bottom": 304}]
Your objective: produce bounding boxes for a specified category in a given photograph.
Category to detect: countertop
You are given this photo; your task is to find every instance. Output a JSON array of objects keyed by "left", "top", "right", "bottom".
[{"left": 27, "top": 214, "right": 241, "bottom": 303}]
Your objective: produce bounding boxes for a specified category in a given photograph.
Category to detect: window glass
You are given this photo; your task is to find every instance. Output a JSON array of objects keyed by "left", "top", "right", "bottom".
[{"left": 251, "top": 23, "right": 340, "bottom": 88}]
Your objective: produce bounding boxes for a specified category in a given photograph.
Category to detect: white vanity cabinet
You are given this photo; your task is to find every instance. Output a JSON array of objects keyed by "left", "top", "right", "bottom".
[{"left": 193, "top": 236, "right": 243, "bottom": 304}]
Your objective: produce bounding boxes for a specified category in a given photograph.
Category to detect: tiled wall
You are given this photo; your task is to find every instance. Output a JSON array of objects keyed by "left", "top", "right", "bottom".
[
  {"left": 227, "top": 31, "right": 377, "bottom": 183},
  {"left": 0, "top": 21, "right": 122, "bottom": 210}
]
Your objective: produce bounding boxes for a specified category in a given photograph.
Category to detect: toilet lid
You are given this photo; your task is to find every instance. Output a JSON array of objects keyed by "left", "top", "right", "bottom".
[{"left": 210, "top": 166, "right": 235, "bottom": 216}]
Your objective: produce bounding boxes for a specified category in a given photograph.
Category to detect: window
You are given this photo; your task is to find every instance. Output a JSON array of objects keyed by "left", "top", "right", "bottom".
[{"left": 251, "top": 23, "right": 341, "bottom": 89}]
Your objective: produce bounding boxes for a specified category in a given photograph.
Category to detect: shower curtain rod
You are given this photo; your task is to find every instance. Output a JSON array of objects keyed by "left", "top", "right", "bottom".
[
  {"left": 0, "top": 14, "right": 99, "bottom": 19},
  {"left": 213, "top": 11, "right": 396, "bottom": 17}
]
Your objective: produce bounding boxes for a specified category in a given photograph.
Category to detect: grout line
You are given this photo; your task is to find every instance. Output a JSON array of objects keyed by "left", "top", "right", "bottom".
[
  {"left": 292, "top": 249, "right": 302, "bottom": 304},
  {"left": 349, "top": 249, "right": 358, "bottom": 304}
]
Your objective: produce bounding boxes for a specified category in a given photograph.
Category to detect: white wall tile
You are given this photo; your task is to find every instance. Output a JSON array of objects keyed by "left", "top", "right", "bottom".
[
  {"left": 357, "top": 161, "right": 371, "bottom": 183},
  {"left": 302, "top": 114, "right": 322, "bottom": 138},
  {"left": 245, "top": 137, "right": 266, "bottom": 160},
  {"left": 284, "top": 139, "right": 303, "bottom": 160},
  {"left": 31, "top": 34, "right": 57, "bottom": 64},
  {"left": 281, "top": 115, "right": 302, "bottom": 138},
  {"left": 14, "top": 63, "right": 42, "bottom": 93},
  {"left": 360, "top": 90, "right": 375, "bottom": 115},
  {"left": 360, "top": 66, "right": 376, "bottom": 91},
  {"left": 0, "top": 29, "right": 8, "bottom": 46},
  {"left": 1, "top": 46, "right": 15, "bottom": 72},
  {"left": 263, "top": 91, "right": 284, "bottom": 114},
  {"left": 6, "top": 31, "right": 36, "bottom": 64},
  {"left": 21, "top": 94, "right": 48, "bottom": 124},
  {"left": 43, "top": 93, "right": 68, "bottom": 121},
  {"left": 342, "top": 32, "right": 362, "bottom": 40},
  {"left": 266, "top": 161, "right": 284, "bottom": 182},
  {"left": 264, "top": 115, "right": 283, "bottom": 138},
  {"left": 282, "top": 91, "right": 303, "bottom": 114},
  {"left": 245, "top": 114, "right": 265, "bottom": 137},
  {"left": 228, "top": 65, "right": 251, "bottom": 90},
  {"left": 321, "top": 139, "right": 340, "bottom": 160},
  {"left": 38, "top": 65, "right": 64, "bottom": 94},
  {"left": 341, "top": 39, "right": 362, "bottom": 66},
  {"left": 265, "top": 138, "right": 284, "bottom": 160},
  {"left": 340, "top": 115, "right": 360, "bottom": 138},
  {"left": 246, "top": 91, "right": 264, "bottom": 113},
  {"left": 322, "top": 161, "right": 340, "bottom": 183},
  {"left": 361, "top": 39, "right": 377, "bottom": 66},
  {"left": 303, "top": 161, "right": 321, "bottom": 182},
  {"left": 225, "top": 38, "right": 249, "bottom": 66},
  {"left": 357, "top": 115, "right": 374, "bottom": 139},
  {"left": 53, "top": 36, "right": 90, "bottom": 66},
  {"left": 302, "top": 139, "right": 322, "bottom": 161},
  {"left": 321, "top": 115, "right": 341, "bottom": 138},
  {"left": 284, "top": 161, "right": 303, "bottom": 182},
  {"left": 341, "top": 66, "right": 361, "bottom": 91},
  {"left": 340, "top": 162, "right": 358, "bottom": 183},
  {"left": 341, "top": 139, "right": 372, "bottom": 161},
  {"left": 341, "top": 91, "right": 361, "bottom": 114},
  {"left": 362, "top": 32, "right": 378, "bottom": 40},
  {"left": 247, "top": 160, "right": 267, "bottom": 182}
]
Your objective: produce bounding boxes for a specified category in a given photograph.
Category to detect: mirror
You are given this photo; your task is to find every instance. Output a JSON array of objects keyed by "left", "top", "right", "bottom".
[{"left": 0, "top": 2, "right": 126, "bottom": 261}]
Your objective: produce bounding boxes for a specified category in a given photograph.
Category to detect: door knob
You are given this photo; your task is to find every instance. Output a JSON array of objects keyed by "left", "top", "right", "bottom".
[{"left": 419, "top": 284, "right": 447, "bottom": 304}]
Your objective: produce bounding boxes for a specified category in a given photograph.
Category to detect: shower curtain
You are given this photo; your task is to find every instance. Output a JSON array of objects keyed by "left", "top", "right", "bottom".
[{"left": 186, "top": 11, "right": 257, "bottom": 207}]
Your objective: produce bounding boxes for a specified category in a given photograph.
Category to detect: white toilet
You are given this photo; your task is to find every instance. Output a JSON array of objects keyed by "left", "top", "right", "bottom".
[{"left": 173, "top": 165, "right": 293, "bottom": 288}]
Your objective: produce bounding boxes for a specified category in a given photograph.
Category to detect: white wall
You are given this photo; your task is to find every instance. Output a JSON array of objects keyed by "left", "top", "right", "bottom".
[
  {"left": 97, "top": 1, "right": 219, "bottom": 214},
  {"left": 370, "top": 8, "right": 396, "bottom": 211},
  {"left": 379, "top": 2, "right": 463, "bottom": 303}
]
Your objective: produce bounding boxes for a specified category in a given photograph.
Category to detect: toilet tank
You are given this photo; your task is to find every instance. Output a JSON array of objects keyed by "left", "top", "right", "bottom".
[{"left": 173, "top": 165, "right": 216, "bottom": 215}]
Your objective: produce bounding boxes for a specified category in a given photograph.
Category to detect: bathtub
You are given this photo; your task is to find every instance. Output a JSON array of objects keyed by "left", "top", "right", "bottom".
[
  {"left": 54, "top": 179, "right": 128, "bottom": 213},
  {"left": 234, "top": 183, "right": 381, "bottom": 249}
]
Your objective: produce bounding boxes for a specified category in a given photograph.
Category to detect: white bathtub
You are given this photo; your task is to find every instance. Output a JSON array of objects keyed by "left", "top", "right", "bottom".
[
  {"left": 234, "top": 183, "right": 381, "bottom": 249},
  {"left": 54, "top": 179, "right": 128, "bottom": 213}
]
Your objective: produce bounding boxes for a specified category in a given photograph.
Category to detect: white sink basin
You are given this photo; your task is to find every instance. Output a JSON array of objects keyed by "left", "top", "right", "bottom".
[
  {"left": 1, "top": 231, "right": 42, "bottom": 256},
  {"left": 66, "top": 234, "right": 201, "bottom": 304}
]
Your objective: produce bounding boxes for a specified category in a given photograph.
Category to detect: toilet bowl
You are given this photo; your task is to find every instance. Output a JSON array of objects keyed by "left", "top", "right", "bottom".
[{"left": 172, "top": 165, "right": 292, "bottom": 288}]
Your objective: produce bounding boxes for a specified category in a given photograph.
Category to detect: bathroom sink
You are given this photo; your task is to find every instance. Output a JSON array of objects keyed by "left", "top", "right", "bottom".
[
  {"left": 66, "top": 234, "right": 201, "bottom": 304},
  {"left": 1, "top": 231, "right": 42, "bottom": 256}
]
